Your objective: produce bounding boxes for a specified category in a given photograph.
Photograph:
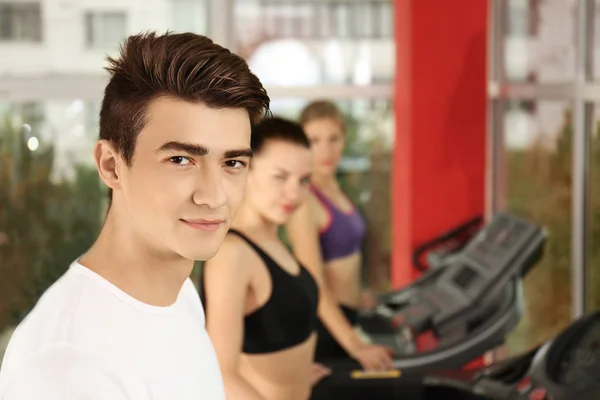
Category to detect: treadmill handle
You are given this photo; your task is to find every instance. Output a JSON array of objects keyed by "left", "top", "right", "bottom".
[{"left": 412, "top": 215, "right": 484, "bottom": 272}]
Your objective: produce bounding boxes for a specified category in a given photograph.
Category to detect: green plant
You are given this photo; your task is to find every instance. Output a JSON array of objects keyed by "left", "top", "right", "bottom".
[{"left": 0, "top": 113, "right": 105, "bottom": 330}]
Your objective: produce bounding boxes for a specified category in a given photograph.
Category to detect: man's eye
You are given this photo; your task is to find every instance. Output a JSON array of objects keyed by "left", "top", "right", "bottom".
[
  {"left": 170, "top": 156, "right": 192, "bottom": 165},
  {"left": 224, "top": 160, "right": 247, "bottom": 169}
]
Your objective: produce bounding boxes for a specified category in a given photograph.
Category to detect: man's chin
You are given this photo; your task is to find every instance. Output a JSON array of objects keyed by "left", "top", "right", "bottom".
[
  {"left": 178, "top": 245, "right": 221, "bottom": 262},
  {"left": 174, "top": 227, "right": 228, "bottom": 261}
]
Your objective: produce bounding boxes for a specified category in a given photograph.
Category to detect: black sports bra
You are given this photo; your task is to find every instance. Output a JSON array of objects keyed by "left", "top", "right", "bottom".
[{"left": 228, "top": 229, "right": 319, "bottom": 354}]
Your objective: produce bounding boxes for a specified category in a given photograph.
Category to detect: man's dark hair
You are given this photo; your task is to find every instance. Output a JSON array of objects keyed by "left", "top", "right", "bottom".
[
  {"left": 250, "top": 117, "right": 310, "bottom": 155},
  {"left": 99, "top": 31, "right": 271, "bottom": 201}
]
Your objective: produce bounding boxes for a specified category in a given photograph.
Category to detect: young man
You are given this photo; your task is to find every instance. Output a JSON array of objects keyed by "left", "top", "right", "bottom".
[{"left": 0, "top": 32, "right": 270, "bottom": 400}]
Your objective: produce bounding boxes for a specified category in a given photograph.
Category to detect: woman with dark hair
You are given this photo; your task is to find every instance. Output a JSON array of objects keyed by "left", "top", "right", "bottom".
[{"left": 203, "top": 117, "right": 330, "bottom": 400}]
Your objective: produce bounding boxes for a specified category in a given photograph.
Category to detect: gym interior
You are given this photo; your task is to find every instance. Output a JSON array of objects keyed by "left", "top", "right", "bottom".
[{"left": 1, "top": 1, "right": 599, "bottom": 399}]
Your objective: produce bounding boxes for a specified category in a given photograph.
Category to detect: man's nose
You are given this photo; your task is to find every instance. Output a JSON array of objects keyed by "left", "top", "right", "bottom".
[{"left": 192, "top": 167, "right": 227, "bottom": 209}]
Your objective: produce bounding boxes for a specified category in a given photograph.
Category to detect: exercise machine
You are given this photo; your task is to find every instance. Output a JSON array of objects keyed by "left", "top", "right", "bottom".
[
  {"left": 318, "top": 212, "right": 600, "bottom": 399},
  {"left": 357, "top": 211, "right": 546, "bottom": 372},
  {"left": 430, "top": 309, "right": 600, "bottom": 399},
  {"left": 318, "top": 310, "right": 600, "bottom": 399}
]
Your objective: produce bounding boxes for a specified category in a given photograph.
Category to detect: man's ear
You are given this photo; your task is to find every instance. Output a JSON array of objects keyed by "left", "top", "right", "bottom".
[{"left": 94, "top": 139, "right": 122, "bottom": 193}]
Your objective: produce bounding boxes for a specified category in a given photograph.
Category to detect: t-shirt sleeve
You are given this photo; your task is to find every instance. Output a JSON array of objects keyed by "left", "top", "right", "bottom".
[{"left": 1, "top": 345, "right": 135, "bottom": 400}]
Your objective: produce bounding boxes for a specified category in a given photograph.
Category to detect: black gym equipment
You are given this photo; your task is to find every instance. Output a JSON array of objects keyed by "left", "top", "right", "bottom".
[
  {"left": 434, "top": 309, "right": 600, "bottom": 399},
  {"left": 356, "top": 211, "right": 546, "bottom": 373},
  {"left": 316, "top": 212, "right": 600, "bottom": 399},
  {"left": 318, "top": 311, "right": 600, "bottom": 399}
]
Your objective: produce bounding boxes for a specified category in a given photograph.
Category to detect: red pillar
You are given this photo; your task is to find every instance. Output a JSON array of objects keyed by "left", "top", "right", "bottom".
[{"left": 391, "top": 1, "right": 488, "bottom": 288}]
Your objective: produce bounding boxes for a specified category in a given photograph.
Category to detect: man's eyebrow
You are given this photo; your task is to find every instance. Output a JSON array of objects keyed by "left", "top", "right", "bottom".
[
  {"left": 224, "top": 148, "right": 253, "bottom": 159},
  {"left": 155, "top": 141, "right": 208, "bottom": 157}
]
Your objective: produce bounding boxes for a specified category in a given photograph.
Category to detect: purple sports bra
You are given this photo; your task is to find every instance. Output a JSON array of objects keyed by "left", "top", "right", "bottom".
[{"left": 311, "top": 186, "right": 366, "bottom": 262}]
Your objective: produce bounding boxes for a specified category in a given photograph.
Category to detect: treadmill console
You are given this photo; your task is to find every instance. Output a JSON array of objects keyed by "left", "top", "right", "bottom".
[
  {"left": 358, "top": 212, "right": 546, "bottom": 371},
  {"left": 427, "top": 212, "right": 544, "bottom": 329},
  {"left": 385, "top": 212, "right": 545, "bottom": 336}
]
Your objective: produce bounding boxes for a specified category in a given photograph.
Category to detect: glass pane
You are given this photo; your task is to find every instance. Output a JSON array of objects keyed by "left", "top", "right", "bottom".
[
  {"left": 587, "top": 105, "right": 600, "bottom": 310},
  {"left": 0, "top": 101, "right": 107, "bottom": 358},
  {"left": 85, "top": 12, "right": 128, "bottom": 51},
  {"left": 272, "top": 98, "right": 395, "bottom": 293},
  {"left": 500, "top": 100, "right": 573, "bottom": 354},
  {"left": 235, "top": 0, "right": 394, "bottom": 85},
  {"left": 170, "top": 0, "right": 209, "bottom": 34},
  {"left": 0, "top": 3, "right": 42, "bottom": 42},
  {"left": 593, "top": 0, "right": 600, "bottom": 80},
  {"left": 502, "top": 0, "right": 576, "bottom": 83}
]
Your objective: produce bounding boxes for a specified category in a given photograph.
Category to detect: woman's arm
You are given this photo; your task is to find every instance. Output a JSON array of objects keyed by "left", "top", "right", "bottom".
[
  {"left": 285, "top": 199, "right": 394, "bottom": 371},
  {"left": 204, "top": 236, "right": 267, "bottom": 400},
  {"left": 286, "top": 199, "right": 363, "bottom": 352}
]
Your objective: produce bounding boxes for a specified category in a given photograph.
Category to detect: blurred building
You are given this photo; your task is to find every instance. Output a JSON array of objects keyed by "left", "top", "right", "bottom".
[{"left": 0, "top": 0, "right": 207, "bottom": 76}]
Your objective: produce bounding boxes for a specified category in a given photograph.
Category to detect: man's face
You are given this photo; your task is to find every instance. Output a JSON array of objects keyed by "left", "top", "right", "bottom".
[{"left": 115, "top": 97, "right": 252, "bottom": 261}]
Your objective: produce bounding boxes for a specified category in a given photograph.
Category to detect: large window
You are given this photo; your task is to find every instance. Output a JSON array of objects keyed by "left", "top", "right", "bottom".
[
  {"left": 0, "top": 2, "right": 42, "bottom": 42},
  {"left": 0, "top": 100, "right": 106, "bottom": 340},
  {"left": 489, "top": 0, "right": 597, "bottom": 354},
  {"left": 587, "top": 105, "right": 600, "bottom": 311},
  {"left": 497, "top": 100, "right": 574, "bottom": 354},
  {"left": 502, "top": 0, "right": 576, "bottom": 83}
]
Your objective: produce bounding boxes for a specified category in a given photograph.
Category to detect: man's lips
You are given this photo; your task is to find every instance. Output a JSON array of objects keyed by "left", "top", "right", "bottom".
[{"left": 180, "top": 219, "right": 224, "bottom": 231}]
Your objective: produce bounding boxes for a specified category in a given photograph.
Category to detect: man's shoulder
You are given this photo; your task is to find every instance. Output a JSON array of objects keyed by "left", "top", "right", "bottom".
[
  {"left": 1, "top": 265, "right": 132, "bottom": 374},
  {"left": 0, "top": 344, "right": 141, "bottom": 400},
  {"left": 3, "top": 266, "right": 84, "bottom": 351}
]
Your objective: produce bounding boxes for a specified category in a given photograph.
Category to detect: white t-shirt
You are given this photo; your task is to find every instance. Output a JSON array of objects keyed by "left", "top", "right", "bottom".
[{"left": 0, "top": 261, "right": 225, "bottom": 400}]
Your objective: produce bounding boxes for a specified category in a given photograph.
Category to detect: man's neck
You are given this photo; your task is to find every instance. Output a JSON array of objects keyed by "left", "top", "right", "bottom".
[{"left": 79, "top": 211, "right": 193, "bottom": 307}]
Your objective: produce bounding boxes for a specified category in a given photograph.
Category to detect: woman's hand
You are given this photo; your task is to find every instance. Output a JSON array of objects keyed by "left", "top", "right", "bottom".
[
  {"left": 350, "top": 344, "right": 395, "bottom": 371},
  {"left": 311, "top": 363, "right": 332, "bottom": 386}
]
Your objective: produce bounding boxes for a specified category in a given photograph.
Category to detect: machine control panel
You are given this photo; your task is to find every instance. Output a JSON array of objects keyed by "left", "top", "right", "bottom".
[
  {"left": 358, "top": 213, "right": 545, "bottom": 372},
  {"left": 420, "top": 212, "right": 545, "bottom": 332},
  {"left": 378, "top": 212, "right": 544, "bottom": 337}
]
